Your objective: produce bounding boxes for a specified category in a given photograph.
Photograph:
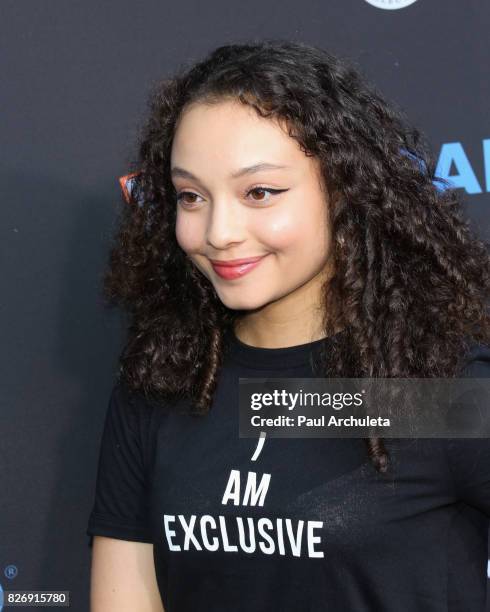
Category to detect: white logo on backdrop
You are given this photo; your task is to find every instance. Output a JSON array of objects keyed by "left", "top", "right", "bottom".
[{"left": 364, "top": 0, "right": 418, "bottom": 9}]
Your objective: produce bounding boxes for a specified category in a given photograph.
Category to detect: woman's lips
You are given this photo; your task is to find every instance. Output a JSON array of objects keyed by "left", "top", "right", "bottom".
[{"left": 210, "top": 255, "right": 268, "bottom": 280}]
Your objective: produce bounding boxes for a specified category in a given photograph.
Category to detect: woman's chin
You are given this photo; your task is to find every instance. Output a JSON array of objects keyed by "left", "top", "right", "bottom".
[{"left": 215, "top": 290, "right": 271, "bottom": 312}]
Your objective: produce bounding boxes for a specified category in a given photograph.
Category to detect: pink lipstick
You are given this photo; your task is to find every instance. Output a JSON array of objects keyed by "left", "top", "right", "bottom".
[{"left": 210, "top": 255, "right": 268, "bottom": 280}]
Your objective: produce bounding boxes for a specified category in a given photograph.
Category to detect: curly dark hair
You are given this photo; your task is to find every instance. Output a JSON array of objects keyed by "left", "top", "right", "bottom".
[{"left": 102, "top": 39, "right": 490, "bottom": 475}]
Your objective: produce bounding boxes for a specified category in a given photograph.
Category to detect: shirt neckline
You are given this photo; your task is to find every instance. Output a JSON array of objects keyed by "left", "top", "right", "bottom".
[{"left": 224, "top": 327, "right": 337, "bottom": 370}]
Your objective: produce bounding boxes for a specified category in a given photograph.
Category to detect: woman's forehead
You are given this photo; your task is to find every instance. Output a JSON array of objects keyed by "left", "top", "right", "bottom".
[{"left": 171, "top": 103, "right": 314, "bottom": 180}]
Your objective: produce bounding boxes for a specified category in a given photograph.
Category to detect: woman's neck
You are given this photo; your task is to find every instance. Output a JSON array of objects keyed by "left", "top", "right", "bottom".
[{"left": 233, "top": 316, "right": 328, "bottom": 349}]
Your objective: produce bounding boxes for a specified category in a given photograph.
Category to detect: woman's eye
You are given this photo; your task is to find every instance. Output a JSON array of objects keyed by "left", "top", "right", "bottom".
[
  {"left": 246, "top": 187, "right": 287, "bottom": 203},
  {"left": 175, "top": 186, "right": 288, "bottom": 208},
  {"left": 176, "top": 191, "right": 203, "bottom": 207}
]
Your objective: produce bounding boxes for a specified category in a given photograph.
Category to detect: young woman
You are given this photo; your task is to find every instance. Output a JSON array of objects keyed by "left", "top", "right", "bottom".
[{"left": 86, "top": 40, "right": 490, "bottom": 611}]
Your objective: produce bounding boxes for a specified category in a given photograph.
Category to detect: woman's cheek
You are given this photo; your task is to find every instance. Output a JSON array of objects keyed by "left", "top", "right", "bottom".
[
  {"left": 256, "top": 210, "right": 307, "bottom": 252},
  {"left": 175, "top": 212, "right": 202, "bottom": 254}
]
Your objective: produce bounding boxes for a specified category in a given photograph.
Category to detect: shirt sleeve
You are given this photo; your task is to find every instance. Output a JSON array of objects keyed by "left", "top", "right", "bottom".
[
  {"left": 445, "top": 343, "right": 490, "bottom": 517},
  {"left": 86, "top": 381, "right": 153, "bottom": 544}
]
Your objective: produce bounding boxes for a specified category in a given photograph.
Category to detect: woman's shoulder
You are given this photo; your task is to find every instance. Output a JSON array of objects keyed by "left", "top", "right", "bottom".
[
  {"left": 113, "top": 377, "right": 178, "bottom": 411},
  {"left": 106, "top": 377, "right": 176, "bottom": 446},
  {"left": 460, "top": 341, "right": 490, "bottom": 377}
]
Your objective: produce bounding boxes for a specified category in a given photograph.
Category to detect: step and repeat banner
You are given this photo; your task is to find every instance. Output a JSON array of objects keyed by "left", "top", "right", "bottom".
[{"left": 1, "top": 0, "right": 488, "bottom": 610}]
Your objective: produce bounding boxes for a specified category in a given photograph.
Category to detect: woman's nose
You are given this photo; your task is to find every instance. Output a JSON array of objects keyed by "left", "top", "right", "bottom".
[{"left": 205, "top": 198, "right": 246, "bottom": 248}]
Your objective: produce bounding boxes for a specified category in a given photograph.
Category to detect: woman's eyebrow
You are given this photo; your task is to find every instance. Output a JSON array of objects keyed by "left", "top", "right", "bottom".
[{"left": 171, "top": 162, "right": 290, "bottom": 181}]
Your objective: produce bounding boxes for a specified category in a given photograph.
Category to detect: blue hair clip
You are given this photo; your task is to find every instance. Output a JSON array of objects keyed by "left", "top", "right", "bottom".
[
  {"left": 399, "top": 147, "right": 449, "bottom": 192},
  {"left": 118, "top": 172, "right": 156, "bottom": 233},
  {"left": 118, "top": 172, "right": 145, "bottom": 206}
]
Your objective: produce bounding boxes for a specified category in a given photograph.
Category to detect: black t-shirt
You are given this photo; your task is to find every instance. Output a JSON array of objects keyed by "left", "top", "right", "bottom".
[{"left": 86, "top": 331, "right": 490, "bottom": 611}]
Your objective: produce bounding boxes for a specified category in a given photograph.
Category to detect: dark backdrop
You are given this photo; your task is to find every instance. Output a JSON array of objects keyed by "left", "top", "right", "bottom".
[{"left": 1, "top": 0, "right": 488, "bottom": 610}]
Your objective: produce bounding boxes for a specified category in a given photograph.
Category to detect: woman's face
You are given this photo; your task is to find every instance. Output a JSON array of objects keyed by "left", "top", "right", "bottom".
[{"left": 171, "top": 99, "right": 333, "bottom": 312}]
